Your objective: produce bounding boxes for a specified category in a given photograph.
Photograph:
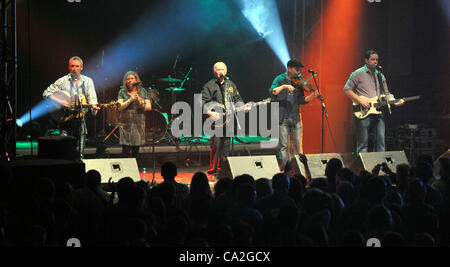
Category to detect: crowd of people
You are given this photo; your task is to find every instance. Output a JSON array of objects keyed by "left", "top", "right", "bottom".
[{"left": 0, "top": 154, "right": 448, "bottom": 247}]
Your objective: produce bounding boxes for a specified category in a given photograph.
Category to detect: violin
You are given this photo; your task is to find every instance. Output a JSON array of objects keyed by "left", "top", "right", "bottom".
[{"left": 290, "top": 74, "right": 316, "bottom": 92}]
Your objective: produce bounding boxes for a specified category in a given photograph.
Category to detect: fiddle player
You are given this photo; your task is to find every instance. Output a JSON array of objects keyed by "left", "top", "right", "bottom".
[{"left": 269, "top": 59, "right": 318, "bottom": 169}]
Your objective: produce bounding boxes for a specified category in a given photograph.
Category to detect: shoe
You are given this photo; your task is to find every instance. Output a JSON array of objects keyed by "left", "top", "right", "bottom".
[{"left": 207, "top": 169, "right": 217, "bottom": 175}]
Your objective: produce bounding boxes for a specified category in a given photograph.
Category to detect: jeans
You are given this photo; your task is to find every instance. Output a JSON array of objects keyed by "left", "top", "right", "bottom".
[
  {"left": 354, "top": 114, "right": 385, "bottom": 153},
  {"left": 279, "top": 117, "right": 303, "bottom": 169}
]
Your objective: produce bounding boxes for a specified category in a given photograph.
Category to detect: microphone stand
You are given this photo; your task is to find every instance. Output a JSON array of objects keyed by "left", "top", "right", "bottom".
[
  {"left": 224, "top": 79, "right": 242, "bottom": 157},
  {"left": 179, "top": 67, "right": 192, "bottom": 90},
  {"left": 71, "top": 76, "right": 83, "bottom": 160},
  {"left": 151, "top": 123, "right": 156, "bottom": 186},
  {"left": 311, "top": 72, "right": 328, "bottom": 153},
  {"left": 376, "top": 68, "right": 391, "bottom": 115}
]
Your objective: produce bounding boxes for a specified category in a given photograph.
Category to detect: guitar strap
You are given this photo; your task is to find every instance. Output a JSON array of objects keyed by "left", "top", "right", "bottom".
[
  {"left": 376, "top": 70, "right": 392, "bottom": 115},
  {"left": 376, "top": 71, "right": 386, "bottom": 95}
]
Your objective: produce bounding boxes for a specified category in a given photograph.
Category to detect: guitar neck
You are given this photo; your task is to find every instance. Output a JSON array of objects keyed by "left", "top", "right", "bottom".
[
  {"left": 388, "top": 95, "right": 421, "bottom": 104},
  {"left": 235, "top": 101, "right": 267, "bottom": 112},
  {"left": 71, "top": 103, "right": 115, "bottom": 108}
]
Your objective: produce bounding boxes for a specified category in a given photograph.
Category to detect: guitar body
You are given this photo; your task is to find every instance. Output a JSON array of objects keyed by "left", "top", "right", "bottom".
[
  {"left": 50, "top": 91, "right": 88, "bottom": 123},
  {"left": 352, "top": 95, "right": 382, "bottom": 119},
  {"left": 49, "top": 90, "right": 120, "bottom": 123},
  {"left": 207, "top": 103, "right": 232, "bottom": 128}
]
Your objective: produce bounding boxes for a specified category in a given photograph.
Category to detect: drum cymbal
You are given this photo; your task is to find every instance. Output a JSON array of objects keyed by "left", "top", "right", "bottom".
[
  {"left": 164, "top": 87, "right": 186, "bottom": 92},
  {"left": 158, "top": 77, "right": 182, "bottom": 83}
]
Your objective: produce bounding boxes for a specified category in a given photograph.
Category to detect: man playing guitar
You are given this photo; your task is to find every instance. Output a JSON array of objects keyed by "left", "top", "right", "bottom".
[
  {"left": 201, "top": 62, "right": 250, "bottom": 176},
  {"left": 343, "top": 50, "right": 404, "bottom": 153},
  {"left": 43, "top": 56, "right": 100, "bottom": 158}
]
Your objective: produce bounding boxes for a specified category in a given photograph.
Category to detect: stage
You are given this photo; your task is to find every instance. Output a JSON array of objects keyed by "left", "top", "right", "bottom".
[
  {"left": 14, "top": 136, "right": 281, "bottom": 185},
  {"left": 14, "top": 135, "right": 448, "bottom": 188}
]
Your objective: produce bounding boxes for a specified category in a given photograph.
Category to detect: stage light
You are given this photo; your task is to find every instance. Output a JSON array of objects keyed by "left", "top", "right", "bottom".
[
  {"left": 439, "top": 0, "right": 450, "bottom": 21},
  {"left": 237, "top": 0, "right": 290, "bottom": 68},
  {"left": 85, "top": 0, "right": 239, "bottom": 89},
  {"left": 300, "top": 0, "right": 364, "bottom": 154},
  {"left": 16, "top": 97, "right": 60, "bottom": 127}
]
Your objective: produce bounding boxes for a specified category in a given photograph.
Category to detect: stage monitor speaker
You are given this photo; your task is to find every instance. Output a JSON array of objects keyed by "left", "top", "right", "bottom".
[
  {"left": 353, "top": 150, "right": 409, "bottom": 174},
  {"left": 82, "top": 158, "right": 141, "bottom": 183},
  {"left": 5, "top": 159, "right": 85, "bottom": 190},
  {"left": 294, "top": 153, "right": 344, "bottom": 179},
  {"left": 219, "top": 155, "right": 280, "bottom": 180},
  {"left": 38, "top": 136, "right": 79, "bottom": 160}
]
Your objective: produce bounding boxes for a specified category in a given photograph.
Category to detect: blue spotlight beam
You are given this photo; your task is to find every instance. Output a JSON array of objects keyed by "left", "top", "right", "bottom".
[
  {"left": 17, "top": 98, "right": 60, "bottom": 127},
  {"left": 439, "top": 0, "right": 450, "bottom": 21},
  {"left": 85, "top": 0, "right": 241, "bottom": 90},
  {"left": 237, "top": 0, "right": 290, "bottom": 68}
]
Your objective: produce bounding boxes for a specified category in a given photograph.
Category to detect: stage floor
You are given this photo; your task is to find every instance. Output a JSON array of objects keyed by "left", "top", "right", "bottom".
[{"left": 14, "top": 137, "right": 280, "bottom": 185}]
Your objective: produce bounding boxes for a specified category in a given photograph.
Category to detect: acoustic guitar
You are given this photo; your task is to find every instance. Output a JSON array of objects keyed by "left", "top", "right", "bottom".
[{"left": 50, "top": 90, "right": 120, "bottom": 123}]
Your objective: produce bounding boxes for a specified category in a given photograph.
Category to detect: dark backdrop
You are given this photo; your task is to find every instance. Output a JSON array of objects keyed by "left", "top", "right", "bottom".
[{"left": 15, "top": 0, "right": 449, "bottom": 157}]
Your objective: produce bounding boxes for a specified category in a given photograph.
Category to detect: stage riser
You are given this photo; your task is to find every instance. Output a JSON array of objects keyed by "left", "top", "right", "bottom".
[{"left": 4, "top": 159, "right": 85, "bottom": 191}]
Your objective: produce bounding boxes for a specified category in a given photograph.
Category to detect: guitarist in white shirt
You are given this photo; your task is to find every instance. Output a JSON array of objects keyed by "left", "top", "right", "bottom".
[
  {"left": 343, "top": 50, "right": 404, "bottom": 153},
  {"left": 43, "top": 56, "right": 100, "bottom": 158}
]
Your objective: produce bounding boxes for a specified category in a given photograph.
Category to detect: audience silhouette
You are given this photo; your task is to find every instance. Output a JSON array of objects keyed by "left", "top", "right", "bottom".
[{"left": 1, "top": 152, "right": 448, "bottom": 247}]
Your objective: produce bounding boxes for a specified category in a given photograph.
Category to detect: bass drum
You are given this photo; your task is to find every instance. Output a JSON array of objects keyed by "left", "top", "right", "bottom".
[{"left": 145, "top": 109, "right": 168, "bottom": 144}]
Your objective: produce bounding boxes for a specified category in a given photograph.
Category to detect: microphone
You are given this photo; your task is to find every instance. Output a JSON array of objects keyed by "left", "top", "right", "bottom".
[
  {"left": 375, "top": 65, "right": 383, "bottom": 71},
  {"left": 308, "top": 69, "right": 317, "bottom": 74},
  {"left": 296, "top": 73, "right": 302, "bottom": 79},
  {"left": 71, "top": 72, "right": 79, "bottom": 80},
  {"left": 220, "top": 73, "right": 229, "bottom": 80},
  {"left": 133, "top": 81, "right": 142, "bottom": 87}
]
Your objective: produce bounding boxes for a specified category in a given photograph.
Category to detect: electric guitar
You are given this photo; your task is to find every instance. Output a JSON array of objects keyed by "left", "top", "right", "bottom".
[
  {"left": 50, "top": 91, "right": 120, "bottom": 123},
  {"left": 353, "top": 94, "right": 420, "bottom": 119},
  {"left": 207, "top": 98, "right": 272, "bottom": 128}
]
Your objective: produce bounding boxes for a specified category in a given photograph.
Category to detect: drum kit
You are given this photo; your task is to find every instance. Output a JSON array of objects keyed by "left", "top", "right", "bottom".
[{"left": 103, "top": 75, "right": 186, "bottom": 145}]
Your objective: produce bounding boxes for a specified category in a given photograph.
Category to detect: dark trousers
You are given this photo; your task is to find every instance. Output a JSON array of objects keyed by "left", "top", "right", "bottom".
[
  {"left": 209, "top": 136, "right": 231, "bottom": 171},
  {"left": 59, "top": 118, "right": 86, "bottom": 158},
  {"left": 122, "top": 145, "right": 140, "bottom": 158}
]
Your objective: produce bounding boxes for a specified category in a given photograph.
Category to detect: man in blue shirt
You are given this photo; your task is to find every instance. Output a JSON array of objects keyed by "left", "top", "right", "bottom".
[
  {"left": 270, "top": 59, "right": 318, "bottom": 169},
  {"left": 43, "top": 56, "right": 100, "bottom": 158}
]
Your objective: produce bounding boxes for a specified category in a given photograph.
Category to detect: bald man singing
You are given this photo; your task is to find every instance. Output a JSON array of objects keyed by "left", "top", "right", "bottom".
[{"left": 201, "top": 62, "right": 249, "bottom": 176}]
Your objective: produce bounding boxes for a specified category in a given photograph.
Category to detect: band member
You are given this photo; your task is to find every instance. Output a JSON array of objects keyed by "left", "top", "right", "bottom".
[
  {"left": 202, "top": 62, "right": 250, "bottom": 175},
  {"left": 117, "top": 71, "right": 152, "bottom": 158},
  {"left": 270, "top": 59, "right": 318, "bottom": 169},
  {"left": 343, "top": 49, "right": 404, "bottom": 152},
  {"left": 43, "top": 56, "right": 100, "bottom": 158}
]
